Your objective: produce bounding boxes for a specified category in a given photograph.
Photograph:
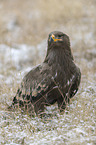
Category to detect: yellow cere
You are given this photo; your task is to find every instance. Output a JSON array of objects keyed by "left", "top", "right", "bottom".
[
  {"left": 51, "top": 34, "right": 55, "bottom": 39},
  {"left": 51, "top": 34, "right": 62, "bottom": 42}
]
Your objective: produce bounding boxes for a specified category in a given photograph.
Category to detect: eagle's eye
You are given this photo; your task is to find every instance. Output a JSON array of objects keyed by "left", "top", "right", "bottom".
[{"left": 58, "top": 35, "right": 61, "bottom": 38}]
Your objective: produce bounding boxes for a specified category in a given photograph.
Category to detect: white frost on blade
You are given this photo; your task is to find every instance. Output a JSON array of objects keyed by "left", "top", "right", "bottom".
[
  {"left": 53, "top": 86, "right": 58, "bottom": 89},
  {"left": 67, "top": 80, "right": 70, "bottom": 85},
  {"left": 74, "top": 90, "right": 77, "bottom": 93}
]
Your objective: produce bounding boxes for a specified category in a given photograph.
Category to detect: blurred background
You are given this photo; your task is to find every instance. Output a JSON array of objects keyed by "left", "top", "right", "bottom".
[
  {"left": 0, "top": 0, "right": 95, "bottom": 45},
  {"left": 0, "top": 0, "right": 96, "bottom": 144}
]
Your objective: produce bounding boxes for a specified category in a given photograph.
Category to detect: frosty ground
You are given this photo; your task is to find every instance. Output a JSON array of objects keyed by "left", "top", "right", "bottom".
[{"left": 0, "top": 0, "right": 96, "bottom": 144}]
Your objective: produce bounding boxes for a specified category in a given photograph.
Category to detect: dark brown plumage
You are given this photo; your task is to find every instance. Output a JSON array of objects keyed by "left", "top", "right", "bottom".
[{"left": 11, "top": 31, "right": 81, "bottom": 115}]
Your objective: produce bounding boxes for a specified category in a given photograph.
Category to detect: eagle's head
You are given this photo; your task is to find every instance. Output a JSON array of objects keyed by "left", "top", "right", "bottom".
[
  {"left": 44, "top": 31, "right": 73, "bottom": 64},
  {"left": 48, "top": 31, "right": 70, "bottom": 49}
]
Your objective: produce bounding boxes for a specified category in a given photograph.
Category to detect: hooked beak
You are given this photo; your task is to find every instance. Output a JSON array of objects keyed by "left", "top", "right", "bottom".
[{"left": 49, "top": 34, "right": 62, "bottom": 42}]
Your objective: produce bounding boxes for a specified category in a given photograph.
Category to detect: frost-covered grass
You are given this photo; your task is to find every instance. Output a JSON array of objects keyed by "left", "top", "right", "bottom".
[
  {"left": 0, "top": 40, "right": 96, "bottom": 145},
  {"left": 0, "top": 77, "right": 96, "bottom": 144},
  {"left": 0, "top": 0, "right": 96, "bottom": 144}
]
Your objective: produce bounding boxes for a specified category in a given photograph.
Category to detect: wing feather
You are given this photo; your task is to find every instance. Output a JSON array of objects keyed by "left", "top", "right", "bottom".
[{"left": 12, "top": 63, "right": 55, "bottom": 114}]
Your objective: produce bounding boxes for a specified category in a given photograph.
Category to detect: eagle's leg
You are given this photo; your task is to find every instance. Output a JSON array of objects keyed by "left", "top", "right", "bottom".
[
  {"left": 57, "top": 72, "right": 81, "bottom": 112},
  {"left": 31, "top": 96, "right": 45, "bottom": 115},
  {"left": 57, "top": 95, "right": 70, "bottom": 112}
]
